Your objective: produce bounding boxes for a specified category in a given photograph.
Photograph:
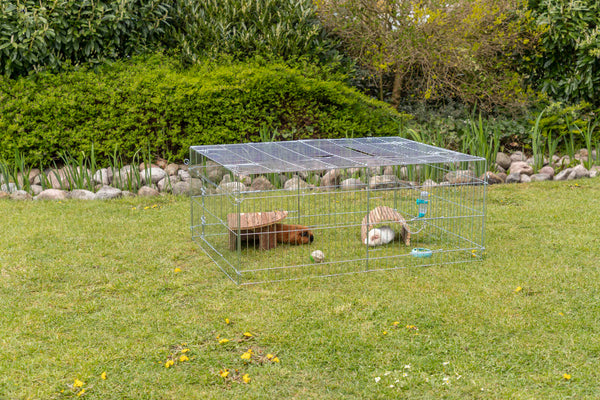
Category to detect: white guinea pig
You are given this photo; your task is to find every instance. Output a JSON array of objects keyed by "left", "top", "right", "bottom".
[{"left": 364, "top": 226, "right": 395, "bottom": 246}]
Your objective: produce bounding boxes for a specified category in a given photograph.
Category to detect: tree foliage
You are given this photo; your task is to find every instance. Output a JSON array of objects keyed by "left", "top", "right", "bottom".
[
  {"left": 315, "top": 0, "right": 539, "bottom": 111},
  {"left": 0, "top": 0, "right": 169, "bottom": 78}
]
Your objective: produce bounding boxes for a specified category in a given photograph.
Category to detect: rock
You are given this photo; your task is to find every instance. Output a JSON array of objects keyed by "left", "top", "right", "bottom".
[
  {"left": 506, "top": 172, "right": 521, "bottom": 184},
  {"left": 250, "top": 176, "right": 275, "bottom": 191},
  {"left": 36, "top": 189, "right": 68, "bottom": 200},
  {"left": 591, "top": 170, "right": 599, "bottom": 178},
  {"left": 557, "top": 156, "right": 571, "bottom": 168},
  {"left": 509, "top": 161, "right": 534, "bottom": 176},
  {"left": 568, "top": 165, "right": 589, "bottom": 180},
  {"left": 1, "top": 182, "right": 17, "bottom": 193},
  {"left": 579, "top": 148, "right": 589, "bottom": 158},
  {"left": 554, "top": 168, "right": 572, "bottom": 181},
  {"left": 112, "top": 166, "right": 137, "bottom": 188},
  {"left": 221, "top": 174, "right": 231, "bottom": 184},
  {"left": 207, "top": 161, "right": 227, "bottom": 184},
  {"left": 10, "top": 190, "right": 32, "bottom": 200},
  {"left": 284, "top": 176, "right": 310, "bottom": 191},
  {"left": 321, "top": 169, "right": 342, "bottom": 188},
  {"left": 156, "top": 158, "right": 168, "bottom": 169},
  {"left": 0, "top": 191, "right": 8, "bottom": 199},
  {"left": 444, "top": 170, "right": 477, "bottom": 184},
  {"left": 93, "top": 168, "right": 112, "bottom": 186},
  {"left": 138, "top": 186, "right": 161, "bottom": 197},
  {"left": 422, "top": 179, "right": 438, "bottom": 188},
  {"left": 341, "top": 178, "right": 366, "bottom": 191},
  {"left": 141, "top": 167, "right": 166, "bottom": 185},
  {"left": 495, "top": 165, "right": 506, "bottom": 174},
  {"left": 539, "top": 165, "right": 555, "bottom": 178},
  {"left": 68, "top": 189, "right": 96, "bottom": 200},
  {"left": 157, "top": 176, "right": 180, "bottom": 192},
  {"left": 30, "top": 185, "right": 43, "bottom": 196},
  {"left": 189, "top": 178, "right": 203, "bottom": 196},
  {"left": 530, "top": 173, "right": 551, "bottom": 182},
  {"left": 178, "top": 169, "right": 191, "bottom": 182},
  {"left": 510, "top": 151, "right": 526, "bottom": 162},
  {"left": 95, "top": 186, "right": 123, "bottom": 200},
  {"left": 139, "top": 162, "right": 159, "bottom": 171},
  {"left": 28, "top": 168, "right": 41, "bottom": 184},
  {"left": 164, "top": 163, "right": 180, "bottom": 176},
  {"left": 121, "top": 191, "right": 137, "bottom": 198},
  {"left": 216, "top": 181, "right": 247, "bottom": 194},
  {"left": 369, "top": 174, "right": 400, "bottom": 189},
  {"left": 237, "top": 175, "right": 252, "bottom": 186},
  {"left": 496, "top": 152, "right": 512, "bottom": 170},
  {"left": 482, "top": 172, "right": 504, "bottom": 185},
  {"left": 496, "top": 172, "right": 507, "bottom": 182},
  {"left": 520, "top": 174, "right": 531, "bottom": 183},
  {"left": 172, "top": 181, "right": 190, "bottom": 195}
]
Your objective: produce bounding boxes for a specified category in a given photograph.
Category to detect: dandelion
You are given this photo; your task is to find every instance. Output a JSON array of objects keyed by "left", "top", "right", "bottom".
[
  {"left": 220, "top": 369, "right": 229, "bottom": 378},
  {"left": 242, "top": 374, "right": 251, "bottom": 383},
  {"left": 559, "top": 312, "right": 564, "bottom": 316},
  {"left": 225, "top": 318, "right": 230, "bottom": 324},
  {"left": 266, "top": 354, "right": 274, "bottom": 360},
  {"left": 514, "top": 286, "right": 522, "bottom": 293},
  {"left": 241, "top": 352, "right": 252, "bottom": 361},
  {"left": 165, "top": 359, "right": 174, "bottom": 368},
  {"left": 151, "top": 204, "right": 158, "bottom": 208},
  {"left": 243, "top": 332, "right": 253, "bottom": 337},
  {"left": 219, "top": 338, "right": 230, "bottom": 345},
  {"left": 174, "top": 268, "right": 181, "bottom": 273},
  {"left": 181, "top": 348, "right": 189, "bottom": 353},
  {"left": 76, "top": 389, "right": 85, "bottom": 397},
  {"left": 101, "top": 372, "right": 107, "bottom": 380},
  {"left": 179, "top": 355, "right": 189, "bottom": 362},
  {"left": 383, "top": 331, "right": 388, "bottom": 335},
  {"left": 73, "top": 379, "right": 84, "bottom": 388},
  {"left": 144, "top": 206, "right": 150, "bottom": 210},
  {"left": 272, "top": 357, "right": 280, "bottom": 363},
  {"left": 563, "top": 373, "right": 571, "bottom": 380},
  {"left": 392, "top": 321, "right": 400, "bottom": 326}
]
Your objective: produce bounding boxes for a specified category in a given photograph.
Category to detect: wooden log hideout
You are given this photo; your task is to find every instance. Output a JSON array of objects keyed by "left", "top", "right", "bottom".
[{"left": 227, "top": 211, "right": 288, "bottom": 250}]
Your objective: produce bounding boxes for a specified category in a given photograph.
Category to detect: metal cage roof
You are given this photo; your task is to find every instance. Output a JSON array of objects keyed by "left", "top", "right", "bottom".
[{"left": 191, "top": 137, "right": 484, "bottom": 175}]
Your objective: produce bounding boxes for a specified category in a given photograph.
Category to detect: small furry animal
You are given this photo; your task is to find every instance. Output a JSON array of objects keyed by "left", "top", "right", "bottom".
[
  {"left": 274, "top": 224, "right": 314, "bottom": 245},
  {"left": 364, "top": 226, "right": 395, "bottom": 246}
]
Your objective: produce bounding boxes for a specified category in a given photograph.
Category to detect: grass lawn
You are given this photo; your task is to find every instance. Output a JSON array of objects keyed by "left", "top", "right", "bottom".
[{"left": 1, "top": 179, "right": 600, "bottom": 399}]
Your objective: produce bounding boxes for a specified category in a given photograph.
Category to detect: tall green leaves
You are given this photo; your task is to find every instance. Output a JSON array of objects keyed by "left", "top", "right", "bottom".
[
  {"left": 164, "top": 0, "right": 342, "bottom": 66},
  {"left": 0, "top": 0, "right": 169, "bottom": 78},
  {"left": 532, "top": 0, "right": 600, "bottom": 105}
]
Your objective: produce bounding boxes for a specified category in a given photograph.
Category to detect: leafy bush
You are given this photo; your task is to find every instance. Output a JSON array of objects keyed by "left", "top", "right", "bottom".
[
  {"left": 164, "top": 0, "right": 344, "bottom": 68},
  {"left": 0, "top": 0, "right": 169, "bottom": 78},
  {"left": 0, "top": 56, "right": 403, "bottom": 165},
  {"left": 530, "top": 0, "right": 600, "bottom": 105}
]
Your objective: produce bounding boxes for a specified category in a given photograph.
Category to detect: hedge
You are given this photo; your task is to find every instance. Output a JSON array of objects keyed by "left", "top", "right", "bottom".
[{"left": 0, "top": 56, "right": 403, "bottom": 165}]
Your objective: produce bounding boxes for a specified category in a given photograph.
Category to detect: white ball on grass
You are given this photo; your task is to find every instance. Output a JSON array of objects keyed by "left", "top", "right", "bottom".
[{"left": 310, "top": 250, "right": 325, "bottom": 263}]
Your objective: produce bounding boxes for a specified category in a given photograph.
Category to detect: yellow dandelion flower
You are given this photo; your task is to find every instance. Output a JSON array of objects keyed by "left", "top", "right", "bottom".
[
  {"left": 392, "top": 321, "right": 400, "bottom": 326},
  {"left": 165, "top": 359, "right": 174, "bottom": 368},
  {"left": 241, "top": 352, "right": 252, "bottom": 361},
  {"left": 383, "top": 331, "right": 388, "bottom": 335},
  {"left": 151, "top": 204, "right": 158, "bottom": 208},
  {"left": 181, "top": 348, "right": 189, "bottom": 353},
  {"left": 266, "top": 354, "right": 274, "bottom": 360},
  {"left": 76, "top": 388, "right": 85, "bottom": 397},
  {"left": 243, "top": 332, "right": 253, "bottom": 337},
  {"left": 514, "top": 286, "right": 522, "bottom": 293},
  {"left": 144, "top": 206, "right": 150, "bottom": 210},
  {"left": 225, "top": 318, "right": 230, "bottom": 324},
  {"left": 174, "top": 268, "right": 181, "bottom": 273},
  {"left": 73, "top": 379, "right": 84, "bottom": 388},
  {"left": 563, "top": 373, "right": 571, "bottom": 380},
  {"left": 219, "top": 369, "right": 229, "bottom": 378},
  {"left": 559, "top": 312, "right": 564, "bottom": 316},
  {"left": 179, "top": 355, "right": 189, "bottom": 362},
  {"left": 101, "top": 371, "right": 107, "bottom": 380},
  {"left": 272, "top": 357, "right": 280, "bottom": 363},
  {"left": 242, "top": 374, "right": 251, "bottom": 383},
  {"left": 219, "top": 338, "right": 230, "bottom": 344}
]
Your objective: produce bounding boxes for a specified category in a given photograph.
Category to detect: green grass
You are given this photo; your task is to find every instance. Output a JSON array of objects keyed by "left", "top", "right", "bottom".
[{"left": 1, "top": 180, "right": 600, "bottom": 399}]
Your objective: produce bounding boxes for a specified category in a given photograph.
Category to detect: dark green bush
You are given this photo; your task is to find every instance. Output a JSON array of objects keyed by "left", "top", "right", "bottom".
[
  {"left": 0, "top": 56, "right": 403, "bottom": 165},
  {"left": 0, "top": 0, "right": 169, "bottom": 78}
]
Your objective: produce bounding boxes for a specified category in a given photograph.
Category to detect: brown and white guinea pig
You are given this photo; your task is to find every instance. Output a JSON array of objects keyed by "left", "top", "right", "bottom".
[{"left": 274, "top": 224, "right": 314, "bottom": 245}]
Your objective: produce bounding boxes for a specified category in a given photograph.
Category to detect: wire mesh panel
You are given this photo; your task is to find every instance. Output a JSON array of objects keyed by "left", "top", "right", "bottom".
[{"left": 190, "top": 137, "right": 487, "bottom": 285}]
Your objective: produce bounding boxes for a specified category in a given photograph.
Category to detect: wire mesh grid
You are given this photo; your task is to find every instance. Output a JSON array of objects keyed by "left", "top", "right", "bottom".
[{"left": 190, "top": 137, "right": 487, "bottom": 285}]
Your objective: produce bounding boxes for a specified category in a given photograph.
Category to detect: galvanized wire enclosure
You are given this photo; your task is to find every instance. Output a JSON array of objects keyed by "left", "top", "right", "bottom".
[{"left": 190, "top": 137, "right": 486, "bottom": 285}]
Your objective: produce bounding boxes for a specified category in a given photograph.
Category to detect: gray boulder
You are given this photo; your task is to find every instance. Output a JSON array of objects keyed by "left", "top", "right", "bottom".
[
  {"left": 539, "top": 165, "right": 555, "bottom": 178},
  {"left": 68, "top": 189, "right": 96, "bottom": 200},
  {"left": 341, "top": 178, "right": 366, "bottom": 191},
  {"left": 138, "top": 186, "right": 161, "bottom": 197},
  {"left": 36, "top": 189, "right": 68, "bottom": 200},
  {"left": 95, "top": 186, "right": 123, "bottom": 200},
  {"left": 444, "top": 170, "right": 477, "bottom": 184},
  {"left": 172, "top": 181, "right": 190, "bottom": 195},
  {"left": 369, "top": 174, "right": 400, "bottom": 189},
  {"left": 164, "top": 163, "right": 180, "bottom": 176},
  {"left": 568, "top": 165, "right": 590, "bottom": 180},
  {"left": 506, "top": 173, "right": 522, "bottom": 184},
  {"left": 10, "top": 190, "right": 32, "bottom": 200},
  {"left": 30, "top": 185, "right": 43, "bottom": 196},
  {"left": 250, "top": 176, "right": 275, "bottom": 191},
  {"left": 496, "top": 152, "right": 512, "bottom": 170},
  {"left": 141, "top": 167, "right": 167, "bottom": 185},
  {"left": 509, "top": 161, "right": 534, "bottom": 176},
  {"left": 1, "top": 182, "right": 17, "bottom": 193},
  {"left": 284, "top": 176, "right": 310, "bottom": 191},
  {"left": 321, "top": 169, "right": 342, "bottom": 188},
  {"left": 530, "top": 173, "right": 552, "bottom": 182},
  {"left": 178, "top": 169, "right": 191, "bottom": 182},
  {"left": 510, "top": 151, "right": 527, "bottom": 162},
  {"left": 554, "top": 168, "right": 572, "bottom": 181},
  {"left": 216, "top": 181, "right": 247, "bottom": 194}
]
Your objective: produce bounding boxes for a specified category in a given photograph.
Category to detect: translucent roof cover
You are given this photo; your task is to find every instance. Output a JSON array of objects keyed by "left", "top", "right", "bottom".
[{"left": 191, "top": 137, "right": 484, "bottom": 175}]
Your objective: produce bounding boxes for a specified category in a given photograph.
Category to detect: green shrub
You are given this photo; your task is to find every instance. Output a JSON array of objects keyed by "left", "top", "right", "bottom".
[
  {"left": 0, "top": 56, "right": 403, "bottom": 165},
  {"left": 164, "top": 0, "right": 344, "bottom": 68},
  {"left": 0, "top": 0, "right": 169, "bottom": 78},
  {"left": 530, "top": 0, "right": 600, "bottom": 105}
]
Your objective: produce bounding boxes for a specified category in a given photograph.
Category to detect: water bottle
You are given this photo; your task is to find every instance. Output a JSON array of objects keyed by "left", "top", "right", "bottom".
[{"left": 416, "top": 191, "right": 429, "bottom": 218}]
